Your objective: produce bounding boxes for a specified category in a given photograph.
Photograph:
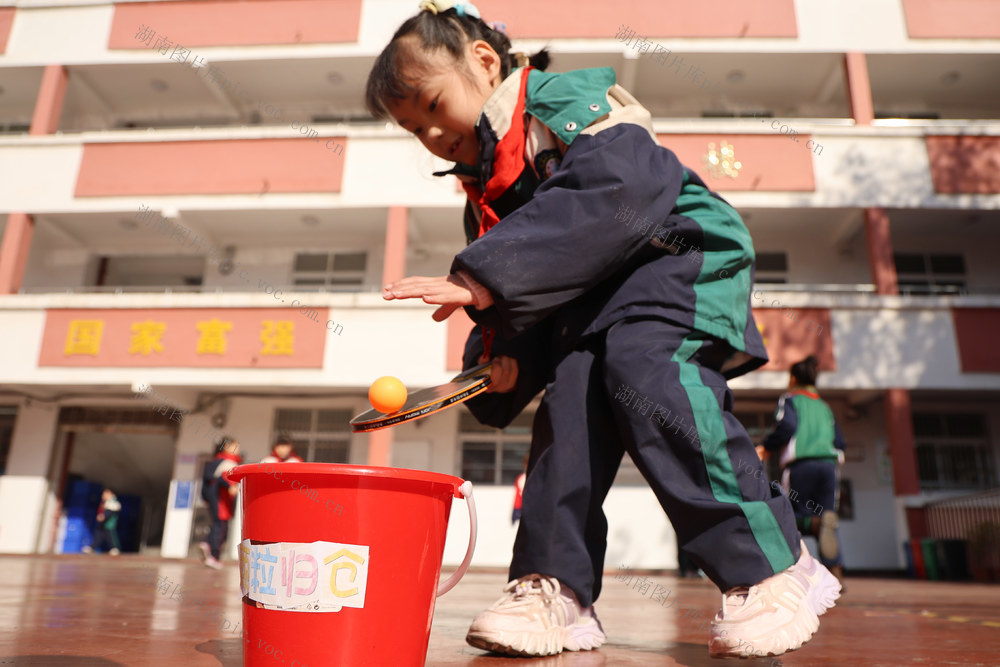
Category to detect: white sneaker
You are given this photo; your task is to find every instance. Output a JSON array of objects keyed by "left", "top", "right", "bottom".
[
  {"left": 466, "top": 574, "right": 606, "bottom": 657},
  {"left": 204, "top": 556, "right": 223, "bottom": 570},
  {"left": 109, "top": 548, "right": 120, "bottom": 556},
  {"left": 709, "top": 541, "right": 840, "bottom": 658}
]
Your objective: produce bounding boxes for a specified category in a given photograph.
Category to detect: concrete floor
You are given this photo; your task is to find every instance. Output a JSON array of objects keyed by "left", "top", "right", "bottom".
[{"left": 1, "top": 554, "right": 999, "bottom": 666}]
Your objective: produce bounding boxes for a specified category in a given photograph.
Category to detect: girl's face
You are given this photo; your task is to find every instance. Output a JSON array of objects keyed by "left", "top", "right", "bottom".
[{"left": 388, "top": 39, "right": 502, "bottom": 167}]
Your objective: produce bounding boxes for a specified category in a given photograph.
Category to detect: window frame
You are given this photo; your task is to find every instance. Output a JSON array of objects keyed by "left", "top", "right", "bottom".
[
  {"left": 272, "top": 408, "right": 352, "bottom": 463},
  {"left": 290, "top": 251, "right": 367, "bottom": 292},
  {"left": 458, "top": 411, "right": 532, "bottom": 486},
  {"left": 913, "top": 411, "right": 995, "bottom": 491}
]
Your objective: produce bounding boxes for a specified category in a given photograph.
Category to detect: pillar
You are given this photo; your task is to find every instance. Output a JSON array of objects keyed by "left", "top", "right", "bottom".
[
  {"left": 884, "top": 388, "right": 925, "bottom": 541},
  {"left": 381, "top": 206, "right": 408, "bottom": 287},
  {"left": 0, "top": 213, "right": 34, "bottom": 294},
  {"left": 844, "top": 52, "right": 874, "bottom": 126},
  {"left": 29, "top": 64, "right": 69, "bottom": 135},
  {"left": 864, "top": 207, "right": 899, "bottom": 295},
  {"left": 367, "top": 207, "right": 409, "bottom": 467}
]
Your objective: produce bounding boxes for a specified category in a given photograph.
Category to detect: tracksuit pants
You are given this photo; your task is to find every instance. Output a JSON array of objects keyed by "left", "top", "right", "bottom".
[
  {"left": 785, "top": 458, "right": 844, "bottom": 568},
  {"left": 510, "top": 317, "right": 802, "bottom": 607}
]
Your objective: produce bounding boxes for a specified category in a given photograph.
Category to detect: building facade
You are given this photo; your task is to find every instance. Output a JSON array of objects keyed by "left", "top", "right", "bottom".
[{"left": 1, "top": 0, "right": 998, "bottom": 571}]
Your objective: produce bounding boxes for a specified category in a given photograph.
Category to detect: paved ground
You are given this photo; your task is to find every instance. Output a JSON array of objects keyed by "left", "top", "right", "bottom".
[{"left": 1, "top": 554, "right": 999, "bottom": 666}]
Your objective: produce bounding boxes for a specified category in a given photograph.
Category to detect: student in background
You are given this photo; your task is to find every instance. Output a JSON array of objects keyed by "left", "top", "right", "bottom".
[
  {"left": 511, "top": 454, "right": 528, "bottom": 524},
  {"left": 83, "top": 487, "right": 121, "bottom": 556},
  {"left": 762, "top": 355, "right": 847, "bottom": 584},
  {"left": 260, "top": 433, "right": 304, "bottom": 464},
  {"left": 199, "top": 436, "right": 243, "bottom": 570}
]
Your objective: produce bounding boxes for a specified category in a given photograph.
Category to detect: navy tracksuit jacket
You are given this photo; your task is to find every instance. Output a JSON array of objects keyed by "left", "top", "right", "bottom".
[{"left": 450, "top": 67, "right": 801, "bottom": 604}]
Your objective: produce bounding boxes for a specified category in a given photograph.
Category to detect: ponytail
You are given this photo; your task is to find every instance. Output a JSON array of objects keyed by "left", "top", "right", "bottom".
[{"left": 365, "top": 2, "right": 549, "bottom": 120}]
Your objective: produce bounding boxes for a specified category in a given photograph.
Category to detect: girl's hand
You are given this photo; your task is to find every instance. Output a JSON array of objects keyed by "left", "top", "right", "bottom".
[
  {"left": 383, "top": 275, "right": 475, "bottom": 321},
  {"left": 483, "top": 355, "right": 518, "bottom": 393}
]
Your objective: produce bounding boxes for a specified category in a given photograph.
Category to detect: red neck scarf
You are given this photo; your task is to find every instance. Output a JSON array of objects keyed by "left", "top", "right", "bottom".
[
  {"left": 790, "top": 387, "right": 820, "bottom": 400},
  {"left": 463, "top": 67, "right": 533, "bottom": 239},
  {"left": 217, "top": 451, "right": 242, "bottom": 464}
]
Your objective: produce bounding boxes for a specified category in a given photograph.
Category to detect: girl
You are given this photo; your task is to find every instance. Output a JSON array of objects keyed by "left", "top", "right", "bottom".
[
  {"left": 762, "top": 355, "right": 847, "bottom": 584},
  {"left": 260, "top": 432, "right": 304, "bottom": 464},
  {"left": 367, "top": 1, "right": 840, "bottom": 658},
  {"left": 201, "top": 436, "right": 242, "bottom": 569}
]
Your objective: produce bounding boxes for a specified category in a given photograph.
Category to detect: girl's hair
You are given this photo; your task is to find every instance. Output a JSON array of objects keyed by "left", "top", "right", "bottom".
[
  {"left": 790, "top": 355, "right": 819, "bottom": 387},
  {"left": 215, "top": 435, "right": 237, "bottom": 454},
  {"left": 366, "top": 8, "right": 549, "bottom": 120}
]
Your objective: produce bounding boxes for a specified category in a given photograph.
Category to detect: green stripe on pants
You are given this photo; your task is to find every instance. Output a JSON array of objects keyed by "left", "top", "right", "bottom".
[{"left": 673, "top": 337, "right": 795, "bottom": 575}]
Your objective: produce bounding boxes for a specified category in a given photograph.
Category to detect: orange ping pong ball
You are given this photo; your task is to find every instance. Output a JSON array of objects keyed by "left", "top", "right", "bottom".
[{"left": 369, "top": 376, "right": 407, "bottom": 414}]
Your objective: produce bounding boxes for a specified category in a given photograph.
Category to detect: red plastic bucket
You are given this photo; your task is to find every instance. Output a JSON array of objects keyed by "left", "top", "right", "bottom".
[{"left": 226, "top": 463, "right": 477, "bottom": 667}]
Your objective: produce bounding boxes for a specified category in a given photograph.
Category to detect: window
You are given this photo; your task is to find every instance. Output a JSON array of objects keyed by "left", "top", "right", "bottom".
[
  {"left": 459, "top": 411, "right": 532, "bottom": 485},
  {"left": 0, "top": 123, "right": 31, "bottom": 135},
  {"left": 735, "top": 408, "right": 780, "bottom": 481},
  {"left": 95, "top": 255, "right": 204, "bottom": 290},
  {"left": 0, "top": 406, "right": 15, "bottom": 475},
  {"left": 914, "top": 412, "right": 994, "bottom": 490},
  {"left": 291, "top": 252, "right": 366, "bottom": 292},
  {"left": 894, "top": 253, "right": 966, "bottom": 295},
  {"left": 272, "top": 409, "right": 351, "bottom": 463},
  {"left": 754, "top": 252, "right": 788, "bottom": 285}
]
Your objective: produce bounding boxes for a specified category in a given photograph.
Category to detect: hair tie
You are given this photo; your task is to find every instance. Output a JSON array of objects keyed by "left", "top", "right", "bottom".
[
  {"left": 454, "top": 3, "right": 481, "bottom": 18},
  {"left": 488, "top": 21, "right": 508, "bottom": 35},
  {"left": 417, "top": 0, "right": 481, "bottom": 19}
]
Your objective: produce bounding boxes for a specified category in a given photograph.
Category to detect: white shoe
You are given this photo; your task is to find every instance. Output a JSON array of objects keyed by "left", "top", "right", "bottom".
[
  {"left": 466, "top": 574, "right": 606, "bottom": 657},
  {"left": 81, "top": 546, "right": 94, "bottom": 554},
  {"left": 709, "top": 541, "right": 840, "bottom": 658},
  {"left": 109, "top": 548, "right": 120, "bottom": 556},
  {"left": 204, "top": 556, "right": 223, "bottom": 570},
  {"left": 198, "top": 541, "right": 211, "bottom": 561}
]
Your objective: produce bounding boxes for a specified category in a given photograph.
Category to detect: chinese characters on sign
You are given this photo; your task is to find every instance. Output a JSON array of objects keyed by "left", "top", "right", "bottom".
[
  {"left": 704, "top": 141, "right": 743, "bottom": 180},
  {"left": 65, "top": 318, "right": 290, "bottom": 358},
  {"left": 240, "top": 540, "right": 370, "bottom": 612},
  {"left": 41, "top": 309, "right": 327, "bottom": 368}
]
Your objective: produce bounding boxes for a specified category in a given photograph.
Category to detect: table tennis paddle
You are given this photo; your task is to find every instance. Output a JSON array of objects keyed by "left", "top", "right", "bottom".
[{"left": 349, "top": 362, "right": 492, "bottom": 433}]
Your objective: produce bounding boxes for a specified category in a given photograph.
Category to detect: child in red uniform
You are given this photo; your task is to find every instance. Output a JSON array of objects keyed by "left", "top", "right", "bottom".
[
  {"left": 202, "top": 436, "right": 242, "bottom": 570},
  {"left": 368, "top": 1, "right": 840, "bottom": 658},
  {"left": 260, "top": 432, "right": 304, "bottom": 464}
]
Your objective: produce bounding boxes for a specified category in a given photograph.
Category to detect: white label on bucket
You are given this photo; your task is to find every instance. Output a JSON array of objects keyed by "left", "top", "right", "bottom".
[{"left": 240, "top": 539, "right": 370, "bottom": 612}]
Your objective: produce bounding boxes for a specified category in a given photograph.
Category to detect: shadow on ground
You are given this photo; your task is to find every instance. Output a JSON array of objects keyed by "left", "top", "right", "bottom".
[{"left": 195, "top": 637, "right": 243, "bottom": 666}]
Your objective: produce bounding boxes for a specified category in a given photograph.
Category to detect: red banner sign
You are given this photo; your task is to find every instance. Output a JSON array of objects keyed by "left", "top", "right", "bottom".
[{"left": 39, "top": 308, "right": 329, "bottom": 368}]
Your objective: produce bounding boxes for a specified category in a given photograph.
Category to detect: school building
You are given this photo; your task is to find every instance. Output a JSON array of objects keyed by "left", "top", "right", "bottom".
[{"left": 1, "top": 0, "right": 998, "bottom": 573}]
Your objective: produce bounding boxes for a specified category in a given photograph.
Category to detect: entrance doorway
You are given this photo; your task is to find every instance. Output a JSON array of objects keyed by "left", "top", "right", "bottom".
[{"left": 46, "top": 407, "right": 177, "bottom": 556}]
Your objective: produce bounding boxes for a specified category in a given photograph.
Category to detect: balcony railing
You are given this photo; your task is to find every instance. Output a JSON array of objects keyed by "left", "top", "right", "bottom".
[
  {"left": 16, "top": 285, "right": 380, "bottom": 295},
  {"left": 16, "top": 282, "right": 882, "bottom": 296}
]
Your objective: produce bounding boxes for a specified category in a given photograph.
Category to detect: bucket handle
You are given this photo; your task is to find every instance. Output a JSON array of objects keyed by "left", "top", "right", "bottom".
[{"left": 437, "top": 480, "right": 477, "bottom": 596}]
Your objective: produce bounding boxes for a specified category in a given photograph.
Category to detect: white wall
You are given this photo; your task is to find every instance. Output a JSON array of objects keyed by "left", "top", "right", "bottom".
[
  {"left": 0, "top": 400, "right": 59, "bottom": 553},
  {"left": 832, "top": 400, "right": 903, "bottom": 569}
]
